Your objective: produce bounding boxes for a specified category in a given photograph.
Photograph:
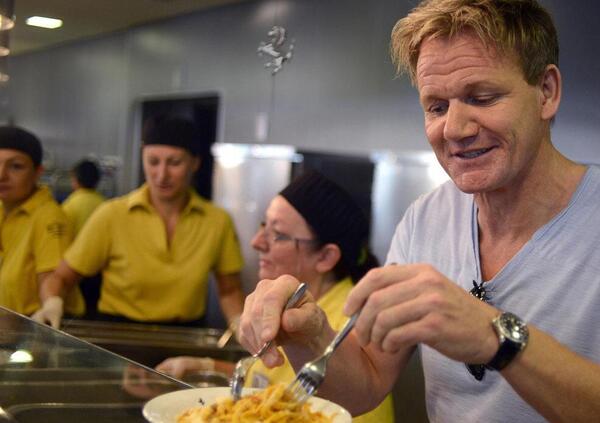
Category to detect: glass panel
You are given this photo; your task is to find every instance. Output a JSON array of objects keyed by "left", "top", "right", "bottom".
[{"left": 0, "top": 307, "right": 191, "bottom": 423}]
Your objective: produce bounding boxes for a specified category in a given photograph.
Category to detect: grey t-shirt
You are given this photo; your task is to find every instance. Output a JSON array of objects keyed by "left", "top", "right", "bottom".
[{"left": 387, "top": 165, "right": 600, "bottom": 422}]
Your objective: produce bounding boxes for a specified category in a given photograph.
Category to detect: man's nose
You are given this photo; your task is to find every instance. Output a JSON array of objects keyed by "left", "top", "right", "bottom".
[
  {"left": 0, "top": 164, "right": 7, "bottom": 180},
  {"left": 443, "top": 101, "right": 478, "bottom": 142}
]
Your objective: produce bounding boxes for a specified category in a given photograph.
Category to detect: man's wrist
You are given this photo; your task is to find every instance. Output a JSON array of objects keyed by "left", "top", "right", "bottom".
[{"left": 485, "top": 312, "right": 529, "bottom": 371}]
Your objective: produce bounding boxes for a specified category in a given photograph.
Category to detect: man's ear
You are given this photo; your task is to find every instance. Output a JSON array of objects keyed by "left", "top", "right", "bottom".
[
  {"left": 315, "top": 243, "right": 342, "bottom": 274},
  {"left": 539, "top": 64, "right": 561, "bottom": 121}
]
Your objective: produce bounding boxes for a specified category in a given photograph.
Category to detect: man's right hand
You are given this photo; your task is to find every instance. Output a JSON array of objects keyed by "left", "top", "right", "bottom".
[{"left": 238, "top": 275, "right": 327, "bottom": 368}]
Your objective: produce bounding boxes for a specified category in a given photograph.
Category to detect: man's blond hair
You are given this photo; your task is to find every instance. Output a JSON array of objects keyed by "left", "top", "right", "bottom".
[{"left": 391, "top": 0, "right": 558, "bottom": 86}]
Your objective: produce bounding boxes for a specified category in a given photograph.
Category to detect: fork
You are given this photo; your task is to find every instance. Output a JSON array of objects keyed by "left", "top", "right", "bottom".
[
  {"left": 230, "top": 282, "right": 307, "bottom": 401},
  {"left": 286, "top": 312, "right": 359, "bottom": 403}
]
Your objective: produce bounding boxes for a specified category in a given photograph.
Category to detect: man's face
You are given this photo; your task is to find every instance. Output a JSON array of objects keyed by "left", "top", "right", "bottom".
[
  {"left": 416, "top": 32, "right": 552, "bottom": 194},
  {"left": 142, "top": 145, "right": 199, "bottom": 202},
  {"left": 0, "top": 149, "right": 41, "bottom": 208}
]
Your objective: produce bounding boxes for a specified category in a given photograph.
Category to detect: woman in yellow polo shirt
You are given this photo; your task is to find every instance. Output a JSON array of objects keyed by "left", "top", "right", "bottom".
[
  {"left": 0, "top": 126, "right": 84, "bottom": 327},
  {"left": 39, "top": 116, "right": 245, "bottom": 329},
  {"left": 62, "top": 159, "right": 105, "bottom": 235},
  {"left": 61, "top": 159, "right": 106, "bottom": 318},
  {"left": 157, "top": 171, "right": 394, "bottom": 422}
]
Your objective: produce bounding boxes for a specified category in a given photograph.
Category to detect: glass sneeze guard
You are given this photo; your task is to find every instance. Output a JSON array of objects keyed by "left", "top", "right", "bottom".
[{"left": 0, "top": 306, "right": 192, "bottom": 423}]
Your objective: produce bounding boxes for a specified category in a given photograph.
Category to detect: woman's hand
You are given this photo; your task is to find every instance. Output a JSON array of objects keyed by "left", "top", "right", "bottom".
[{"left": 155, "top": 356, "right": 215, "bottom": 379}]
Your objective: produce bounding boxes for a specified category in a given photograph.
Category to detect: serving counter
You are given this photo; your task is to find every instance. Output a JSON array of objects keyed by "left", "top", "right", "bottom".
[{"left": 0, "top": 307, "right": 239, "bottom": 422}]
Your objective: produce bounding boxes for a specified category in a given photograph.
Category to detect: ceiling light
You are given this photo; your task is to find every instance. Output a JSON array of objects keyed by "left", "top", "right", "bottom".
[
  {"left": 26, "top": 16, "right": 63, "bottom": 29},
  {"left": 0, "top": 0, "right": 14, "bottom": 31}
]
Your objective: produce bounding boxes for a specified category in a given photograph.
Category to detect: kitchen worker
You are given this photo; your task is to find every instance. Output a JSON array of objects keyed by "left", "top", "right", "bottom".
[
  {"left": 0, "top": 126, "right": 84, "bottom": 327},
  {"left": 61, "top": 159, "right": 105, "bottom": 318},
  {"left": 40, "top": 115, "right": 245, "bottom": 329},
  {"left": 236, "top": 0, "right": 600, "bottom": 421},
  {"left": 62, "top": 159, "right": 105, "bottom": 234},
  {"left": 156, "top": 170, "right": 394, "bottom": 422}
]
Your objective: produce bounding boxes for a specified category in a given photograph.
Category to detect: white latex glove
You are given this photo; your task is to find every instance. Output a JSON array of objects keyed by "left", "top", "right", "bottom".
[{"left": 31, "top": 296, "right": 64, "bottom": 329}]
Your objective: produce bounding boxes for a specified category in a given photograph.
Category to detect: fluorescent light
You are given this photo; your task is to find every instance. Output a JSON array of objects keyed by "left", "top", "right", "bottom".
[{"left": 26, "top": 16, "right": 63, "bottom": 29}]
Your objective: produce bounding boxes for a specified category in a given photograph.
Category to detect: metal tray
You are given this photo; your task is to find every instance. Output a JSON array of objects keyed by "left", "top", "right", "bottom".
[{"left": 61, "top": 319, "right": 248, "bottom": 367}]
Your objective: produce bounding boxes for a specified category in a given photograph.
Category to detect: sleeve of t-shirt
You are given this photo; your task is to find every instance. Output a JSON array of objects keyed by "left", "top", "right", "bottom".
[
  {"left": 214, "top": 212, "right": 244, "bottom": 275},
  {"left": 64, "top": 201, "right": 112, "bottom": 276},
  {"left": 33, "top": 207, "right": 73, "bottom": 273}
]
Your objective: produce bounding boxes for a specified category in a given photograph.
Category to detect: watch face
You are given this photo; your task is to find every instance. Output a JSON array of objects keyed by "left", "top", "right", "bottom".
[{"left": 500, "top": 312, "right": 529, "bottom": 343}]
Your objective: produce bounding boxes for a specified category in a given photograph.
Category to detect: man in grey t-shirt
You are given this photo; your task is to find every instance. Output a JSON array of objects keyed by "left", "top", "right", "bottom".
[{"left": 236, "top": 1, "right": 600, "bottom": 421}]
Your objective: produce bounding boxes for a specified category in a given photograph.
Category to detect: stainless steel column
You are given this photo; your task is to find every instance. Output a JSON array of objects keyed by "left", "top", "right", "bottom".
[{"left": 211, "top": 143, "right": 300, "bottom": 294}]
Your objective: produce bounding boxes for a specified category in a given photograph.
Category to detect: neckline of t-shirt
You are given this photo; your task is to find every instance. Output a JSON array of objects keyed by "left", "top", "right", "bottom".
[{"left": 468, "top": 165, "right": 594, "bottom": 287}]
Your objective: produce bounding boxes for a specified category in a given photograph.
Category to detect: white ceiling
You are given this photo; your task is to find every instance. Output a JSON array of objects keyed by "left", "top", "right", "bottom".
[{"left": 9, "top": 0, "right": 251, "bottom": 55}]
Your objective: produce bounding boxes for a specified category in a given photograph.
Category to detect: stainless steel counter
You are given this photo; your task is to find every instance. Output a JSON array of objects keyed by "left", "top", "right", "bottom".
[
  {"left": 60, "top": 319, "right": 248, "bottom": 368},
  {"left": 0, "top": 307, "right": 203, "bottom": 422}
]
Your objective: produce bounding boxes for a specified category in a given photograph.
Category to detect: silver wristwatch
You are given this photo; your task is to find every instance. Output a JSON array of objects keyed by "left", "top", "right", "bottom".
[{"left": 485, "top": 312, "right": 529, "bottom": 371}]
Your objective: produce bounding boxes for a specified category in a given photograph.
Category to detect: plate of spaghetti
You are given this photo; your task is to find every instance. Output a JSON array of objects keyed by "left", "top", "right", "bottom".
[{"left": 143, "top": 383, "right": 351, "bottom": 423}]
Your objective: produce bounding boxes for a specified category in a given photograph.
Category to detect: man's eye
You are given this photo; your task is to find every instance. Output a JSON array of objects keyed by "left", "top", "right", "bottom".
[
  {"left": 427, "top": 102, "right": 448, "bottom": 115},
  {"left": 467, "top": 95, "right": 497, "bottom": 106}
]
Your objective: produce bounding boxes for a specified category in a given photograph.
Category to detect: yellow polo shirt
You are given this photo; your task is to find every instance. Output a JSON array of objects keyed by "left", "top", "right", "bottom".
[
  {"left": 62, "top": 188, "right": 105, "bottom": 234},
  {"left": 0, "top": 185, "right": 84, "bottom": 316},
  {"left": 64, "top": 184, "right": 244, "bottom": 322},
  {"left": 247, "top": 278, "right": 395, "bottom": 422}
]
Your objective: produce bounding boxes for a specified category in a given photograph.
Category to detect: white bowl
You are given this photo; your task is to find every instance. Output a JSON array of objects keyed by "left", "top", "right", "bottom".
[{"left": 143, "top": 386, "right": 352, "bottom": 423}]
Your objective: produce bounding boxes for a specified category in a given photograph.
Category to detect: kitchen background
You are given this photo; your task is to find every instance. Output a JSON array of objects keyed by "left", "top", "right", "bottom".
[
  {"left": 0, "top": 0, "right": 599, "bottom": 420},
  {"left": 2, "top": 0, "right": 598, "bottom": 275}
]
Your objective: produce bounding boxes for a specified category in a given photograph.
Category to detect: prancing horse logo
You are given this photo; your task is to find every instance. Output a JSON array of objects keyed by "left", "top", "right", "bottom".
[{"left": 257, "top": 26, "right": 295, "bottom": 74}]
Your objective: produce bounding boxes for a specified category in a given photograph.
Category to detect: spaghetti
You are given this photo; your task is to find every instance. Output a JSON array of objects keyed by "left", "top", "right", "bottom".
[{"left": 177, "top": 383, "right": 335, "bottom": 423}]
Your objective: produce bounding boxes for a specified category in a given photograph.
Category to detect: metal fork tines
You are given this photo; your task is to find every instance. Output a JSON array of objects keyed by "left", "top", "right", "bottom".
[
  {"left": 287, "top": 312, "right": 358, "bottom": 403},
  {"left": 230, "top": 282, "right": 307, "bottom": 401}
]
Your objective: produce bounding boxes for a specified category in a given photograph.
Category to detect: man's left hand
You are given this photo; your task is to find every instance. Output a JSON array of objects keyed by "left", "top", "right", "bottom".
[{"left": 344, "top": 263, "right": 500, "bottom": 364}]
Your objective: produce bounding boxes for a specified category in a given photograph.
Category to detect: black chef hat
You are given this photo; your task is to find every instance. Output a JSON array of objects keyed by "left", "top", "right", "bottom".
[
  {"left": 280, "top": 170, "right": 370, "bottom": 268},
  {"left": 142, "top": 115, "right": 200, "bottom": 156},
  {"left": 0, "top": 126, "right": 43, "bottom": 167}
]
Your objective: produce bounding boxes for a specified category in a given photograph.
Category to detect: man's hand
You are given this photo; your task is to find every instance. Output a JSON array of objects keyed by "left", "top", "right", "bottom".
[
  {"left": 238, "top": 275, "right": 326, "bottom": 368},
  {"left": 31, "top": 296, "right": 64, "bottom": 329},
  {"left": 344, "top": 263, "right": 500, "bottom": 364}
]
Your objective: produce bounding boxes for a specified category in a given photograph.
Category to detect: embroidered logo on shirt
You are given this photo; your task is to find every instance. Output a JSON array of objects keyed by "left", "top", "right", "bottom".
[{"left": 47, "top": 222, "right": 67, "bottom": 238}]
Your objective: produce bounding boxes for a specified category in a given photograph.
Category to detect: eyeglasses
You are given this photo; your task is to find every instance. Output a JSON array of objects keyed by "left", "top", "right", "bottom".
[
  {"left": 465, "top": 280, "right": 492, "bottom": 381},
  {"left": 258, "top": 221, "right": 316, "bottom": 247}
]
